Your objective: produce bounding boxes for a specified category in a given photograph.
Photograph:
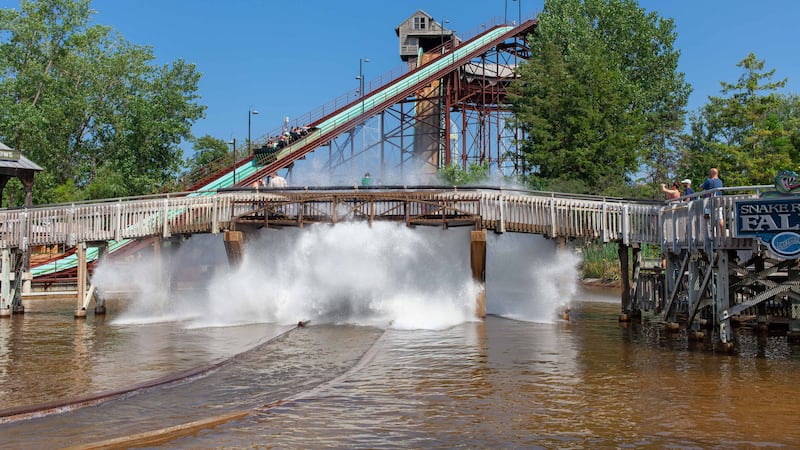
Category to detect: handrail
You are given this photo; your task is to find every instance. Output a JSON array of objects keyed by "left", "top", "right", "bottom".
[
  {"left": 8, "top": 183, "right": 778, "bottom": 281},
  {"left": 0, "top": 187, "right": 663, "bottom": 252}
]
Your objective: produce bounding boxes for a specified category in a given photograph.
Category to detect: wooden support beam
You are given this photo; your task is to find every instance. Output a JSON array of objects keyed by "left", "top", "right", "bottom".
[
  {"left": 755, "top": 254, "right": 767, "bottom": 328},
  {"left": 470, "top": 229, "right": 487, "bottom": 319},
  {"left": 618, "top": 243, "right": 630, "bottom": 315},
  {"left": 93, "top": 243, "right": 109, "bottom": 315},
  {"left": 716, "top": 249, "right": 733, "bottom": 350},
  {"left": 0, "top": 247, "right": 10, "bottom": 318},
  {"left": 75, "top": 242, "right": 88, "bottom": 318},
  {"left": 223, "top": 231, "right": 245, "bottom": 268},
  {"left": 629, "top": 245, "right": 641, "bottom": 319}
]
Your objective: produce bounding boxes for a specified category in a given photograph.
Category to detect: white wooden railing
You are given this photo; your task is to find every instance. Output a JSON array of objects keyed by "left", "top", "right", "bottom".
[
  {"left": 659, "top": 185, "right": 771, "bottom": 253},
  {"left": 0, "top": 187, "right": 664, "bottom": 251}
]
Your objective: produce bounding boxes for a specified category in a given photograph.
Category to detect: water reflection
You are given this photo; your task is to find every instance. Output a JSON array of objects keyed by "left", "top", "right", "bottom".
[
  {"left": 0, "top": 298, "right": 291, "bottom": 411},
  {"left": 3, "top": 296, "right": 800, "bottom": 447}
]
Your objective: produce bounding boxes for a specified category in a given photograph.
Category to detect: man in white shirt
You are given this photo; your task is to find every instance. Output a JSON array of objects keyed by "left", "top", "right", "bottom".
[{"left": 268, "top": 172, "right": 287, "bottom": 188}]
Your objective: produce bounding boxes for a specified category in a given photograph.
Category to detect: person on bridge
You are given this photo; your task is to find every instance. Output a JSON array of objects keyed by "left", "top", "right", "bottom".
[
  {"left": 660, "top": 181, "right": 681, "bottom": 201},
  {"left": 700, "top": 168, "right": 723, "bottom": 194},
  {"left": 361, "top": 172, "right": 372, "bottom": 186},
  {"left": 681, "top": 179, "right": 694, "bottom": 198},
  {"left": 700, "top": 168, "right": 725, "bottom": 235},
  {"left": 268, "top": 172, "right": 287, "bottom": 188}
]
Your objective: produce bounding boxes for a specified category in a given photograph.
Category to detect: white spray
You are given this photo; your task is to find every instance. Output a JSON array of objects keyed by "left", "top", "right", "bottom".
[
  {"left": 485, "top": 233, "right": 581, "bottom": 323},
  {"left": 91, "top": 223, "right": 580, "bottom": 329}
]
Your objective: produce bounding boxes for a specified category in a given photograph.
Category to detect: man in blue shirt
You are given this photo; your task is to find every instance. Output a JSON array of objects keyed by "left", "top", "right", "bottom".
[
  {"left": 700, "top": 168, "right": 723, "bottom": 193},
  {"left": 681, "top": 178, "right": 694, "bottom": 197},
  {"left": 700, "top": 168, "right": 724, "bottom": 235}
]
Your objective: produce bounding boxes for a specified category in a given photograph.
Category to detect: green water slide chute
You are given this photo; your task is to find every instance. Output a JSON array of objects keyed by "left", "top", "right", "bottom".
[{"left": 31, "top": 25, "right": 515, "bottom": 277}]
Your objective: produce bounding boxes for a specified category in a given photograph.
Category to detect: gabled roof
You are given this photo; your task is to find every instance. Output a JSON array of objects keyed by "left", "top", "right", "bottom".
[
  {"left": 0, "top": 141, "right": 43, "bottom": 172},
  {"left": 395, "top": 9, "right": 434, "bottom": 36}
]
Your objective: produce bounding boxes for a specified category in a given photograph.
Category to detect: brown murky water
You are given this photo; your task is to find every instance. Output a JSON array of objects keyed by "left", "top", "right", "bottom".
[{"left": 2, "top": 292, "right": 800, "bottom": 448}]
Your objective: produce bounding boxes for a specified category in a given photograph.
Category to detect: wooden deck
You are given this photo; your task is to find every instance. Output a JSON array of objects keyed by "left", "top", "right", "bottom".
[{"left": 0, "top": 186, "right": 666, "bottom": 249}]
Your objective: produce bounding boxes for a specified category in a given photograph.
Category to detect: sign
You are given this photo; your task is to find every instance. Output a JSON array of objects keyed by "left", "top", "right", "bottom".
[
  {"left": 0, "top": 149, "right": 20, "bottom": 161},
  {"left": 736, "top": 198, "right": 800, "bottom": 258}
]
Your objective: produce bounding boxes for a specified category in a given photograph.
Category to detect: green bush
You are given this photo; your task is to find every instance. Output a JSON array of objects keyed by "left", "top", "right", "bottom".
[
  {"left": 578, "top": 241, "right": 660, "bottom": 282},
  {"left": 580, "top": 242, "right": 621, "bottom": 281}
]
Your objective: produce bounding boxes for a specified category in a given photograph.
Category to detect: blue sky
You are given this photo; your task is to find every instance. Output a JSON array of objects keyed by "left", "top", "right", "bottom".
[{"left": 4, "top": 1, "right": 800, "bottom": 156}]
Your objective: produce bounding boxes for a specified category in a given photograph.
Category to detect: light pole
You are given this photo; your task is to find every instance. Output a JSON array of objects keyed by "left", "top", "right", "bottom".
[
  {"left": 356, "top": 58, "right": 369, "bottom": 98},
  {"left": 440, "top": 19, "right": 450, "bottom": 48},
  {"left": 357, "top": 57, "right": 369, "bottom": 115},
  {"left": 228, "top": 138, "right": 237, "bottom": 185},
  {"left": 248, "top": 109, "right": 259, "bottom": 157}
]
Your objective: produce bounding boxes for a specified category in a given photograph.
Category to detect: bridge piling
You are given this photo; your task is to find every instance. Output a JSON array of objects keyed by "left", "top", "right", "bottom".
[
  {"left": 470, "top": 229, "right": 487, "bottom": 319},
  {"left": 618, "top": 243, "right": 632, "bottom": 321},
  {"left": 789, "top": 264, "right": 800, "bottom": 342},
  {"left": 0, "top": 247, "right": 10, "bottom": 318},
  {"left": 93, "top": 243, "right": 109, "bottom": 315},
  {"left": 223, "top": 231, "right": 245, "bottom": 268},
  {"left": 618, "top": 243, "right": 643, "bottom": 322},
  {"left": 75, "top": 242, "right": 88, "bottom": 318},
  {"left": 716, "top": 250, "right": 733, "bottom": 347}
]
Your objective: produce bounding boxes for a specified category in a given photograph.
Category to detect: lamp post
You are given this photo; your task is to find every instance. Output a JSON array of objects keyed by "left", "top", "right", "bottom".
[
  {"left": 228, "top": 138, "right": 237, "bottom": 185},
  {"left": 357, "top": 58, "right": 369, "bottom": 98},
  {"left": 248, "top": 109, "right": 259, "bottom": 157},
  {"left": 357, "top": 57, "right": 369, "bottom": 115},
  {"left": 440, "top": 19, "right": 450, "bottom": 48}
]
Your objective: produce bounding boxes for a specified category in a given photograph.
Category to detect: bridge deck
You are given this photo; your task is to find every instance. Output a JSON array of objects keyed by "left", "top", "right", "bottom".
[
  {"left": 0, "top": 186, "right": 764, "bottom": 254},
  {"left": 0, "top": 187, "right": 662, "bottom": 248},
  {"left": 5, "top": 184, "right": 796, "bottom": 347}
]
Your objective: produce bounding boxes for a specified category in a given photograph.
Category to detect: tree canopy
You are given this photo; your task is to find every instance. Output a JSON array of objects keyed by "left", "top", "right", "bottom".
[
  {"left": 185, "top": 135, "right": 232, "bottom": 174},
  {"left": 0, "top": 0, "right": 205, "bottom": 205},
  {"left": 509, "top": 0, "right": 690, "bottom": 196},
  {"left": 681, "top": 53, "right": 799, "bottom": 187}
]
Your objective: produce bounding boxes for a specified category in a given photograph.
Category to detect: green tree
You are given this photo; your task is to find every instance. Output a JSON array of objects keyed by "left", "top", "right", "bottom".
[
  {"left": 185, "top": 135, "right": 232, "bottom": 172},
  {"left": 0, "top": 0, "right": 205, "bottom": 204},
  {"left": 509, "top": 0, "right": 690, "bottom": 195},
  {"left": 438, "top": 162, "right": 489, "bottom": 185},
  {"left": 681, "top": 54, "right": 798, "bottom": 187},
  {"left": 775, "top": 94, "right": 800, "bottom": 163}
]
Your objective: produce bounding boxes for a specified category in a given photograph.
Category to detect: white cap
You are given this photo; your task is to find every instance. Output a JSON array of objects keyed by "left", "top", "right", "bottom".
[{"left": 681, "top": 179, "right": 691, "bottom": 184}]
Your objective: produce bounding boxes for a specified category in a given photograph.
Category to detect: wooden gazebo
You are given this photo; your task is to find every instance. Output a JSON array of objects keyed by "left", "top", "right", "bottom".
[{"left": 0, "top": 142, "right": 43, "bottom": 208}]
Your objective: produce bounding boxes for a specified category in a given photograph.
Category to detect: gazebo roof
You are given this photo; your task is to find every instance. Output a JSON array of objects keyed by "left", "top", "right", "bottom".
[{"left": 0, "top": 141, "right": 43, "bottom": 172}]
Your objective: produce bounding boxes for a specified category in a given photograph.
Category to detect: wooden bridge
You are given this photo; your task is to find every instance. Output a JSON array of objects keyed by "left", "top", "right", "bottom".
[{"left": 2, "top": 184, "right": 799, "bottom": 349}]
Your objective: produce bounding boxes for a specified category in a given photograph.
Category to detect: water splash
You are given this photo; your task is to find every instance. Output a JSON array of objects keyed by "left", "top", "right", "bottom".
[
  {"left": 91, "top": 223, "right": 580, "bottom": 329},
  {"left": 486, "top": 233, "right": 580, "bottom": 323}
]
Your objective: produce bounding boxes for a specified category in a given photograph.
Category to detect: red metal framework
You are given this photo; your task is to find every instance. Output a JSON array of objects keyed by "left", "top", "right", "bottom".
[
  {"left": 443, "top": 31, "right": 532, "bottom": 174},
  {"left": 235, "top": 19, "right": 539, "bottom": 187}
]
